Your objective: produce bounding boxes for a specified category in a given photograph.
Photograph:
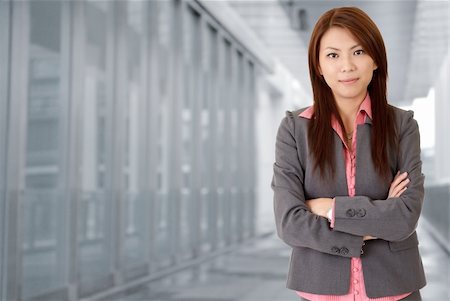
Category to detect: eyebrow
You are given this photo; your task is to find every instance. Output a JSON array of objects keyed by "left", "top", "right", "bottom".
[{"left": 324, "top": 45, "right": 361, "bottom": 51}]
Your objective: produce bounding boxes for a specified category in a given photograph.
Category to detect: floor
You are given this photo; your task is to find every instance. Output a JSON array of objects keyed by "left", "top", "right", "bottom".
[{"left": 102, "top": 219, "right": 449, "bottom": 301}]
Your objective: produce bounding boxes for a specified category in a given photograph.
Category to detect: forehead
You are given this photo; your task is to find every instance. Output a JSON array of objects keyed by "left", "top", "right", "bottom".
[{"left": 320, "top": 27, "right": 360, "bottom": 50}]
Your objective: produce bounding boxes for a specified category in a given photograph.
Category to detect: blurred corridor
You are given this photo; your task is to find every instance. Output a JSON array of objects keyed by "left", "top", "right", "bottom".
[
  {"left": 95, "top": 220, "right": 447, "bottom": 301},
  {"left": 0, "top": 1, "right": 448, "bottom": 300}
]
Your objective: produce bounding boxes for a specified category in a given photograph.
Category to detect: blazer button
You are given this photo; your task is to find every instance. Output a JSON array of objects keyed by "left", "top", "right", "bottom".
[
  {"left": 331, "top": 246, "right": 341, "bottom": 254},
  {"left": 340, "top": 247, "right": 349, "bottom": 255},
  {"left": 357, "top": 208, "right": 366, "bottom": 217},
  {"left": 346, "top": 209, "right": 356, "bottom": 217}
]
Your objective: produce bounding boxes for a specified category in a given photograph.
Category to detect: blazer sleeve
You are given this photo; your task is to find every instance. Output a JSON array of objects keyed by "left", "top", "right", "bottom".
[
  {"left": 332, "top": 111, "right": 425, "bottom": 242},
  {"left": 272, "top": 111, "right": 364, "bottom": 258}
]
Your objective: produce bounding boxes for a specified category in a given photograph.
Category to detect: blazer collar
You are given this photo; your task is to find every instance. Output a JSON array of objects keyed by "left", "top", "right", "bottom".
[{"left": 299, "top": 93, "right": 373, "bottom": 125}]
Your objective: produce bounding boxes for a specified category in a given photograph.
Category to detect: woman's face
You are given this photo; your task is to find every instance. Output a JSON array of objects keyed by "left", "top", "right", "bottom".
[{"left": 318, "top": 26, "right": 378, "bottom": 103}]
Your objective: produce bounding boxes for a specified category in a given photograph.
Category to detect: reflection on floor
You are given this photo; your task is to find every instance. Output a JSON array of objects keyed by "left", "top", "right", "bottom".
[{"left": 103, "top": 220, "right": 448, "bottom": 301}]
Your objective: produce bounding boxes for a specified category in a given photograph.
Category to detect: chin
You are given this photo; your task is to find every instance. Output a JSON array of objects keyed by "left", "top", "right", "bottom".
[
  {"left": 335, "top": 92, "right": 366, "bottom": 101},
  {"left": 336, "top": 87, "right": 367, "bottom": 98}
]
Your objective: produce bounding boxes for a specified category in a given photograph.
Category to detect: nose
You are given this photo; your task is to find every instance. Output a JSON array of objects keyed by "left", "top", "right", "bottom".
[{"left": 341, "top": 55, "right": 356, "bottom": 72}]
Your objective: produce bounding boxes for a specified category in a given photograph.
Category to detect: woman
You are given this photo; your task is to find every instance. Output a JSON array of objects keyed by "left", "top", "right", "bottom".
[{"left": 271, "top": 7, "right": 426, "bottom": 301}]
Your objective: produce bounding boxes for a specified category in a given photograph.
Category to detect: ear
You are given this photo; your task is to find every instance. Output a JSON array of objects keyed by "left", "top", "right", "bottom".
[
  {"left": 373, "top": 64, "right": 378, "bottom": 71},
  {"left": 318, "top": 65, "right": 323, "bottom": 75}
]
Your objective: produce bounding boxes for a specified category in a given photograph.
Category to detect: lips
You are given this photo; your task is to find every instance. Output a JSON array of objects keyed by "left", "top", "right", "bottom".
[{"left": 339, "top": 78, "right": 359, "bottom": 84}]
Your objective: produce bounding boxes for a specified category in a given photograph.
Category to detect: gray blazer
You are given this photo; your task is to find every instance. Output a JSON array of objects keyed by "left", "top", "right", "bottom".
[{"left": 272, "top": 106, "right": 426, "bottom": 298}]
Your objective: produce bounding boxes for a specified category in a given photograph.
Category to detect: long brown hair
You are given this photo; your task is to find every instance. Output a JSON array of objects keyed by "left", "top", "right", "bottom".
[{"left": 308, "top": 7, "right": 397, "bottom": 178}]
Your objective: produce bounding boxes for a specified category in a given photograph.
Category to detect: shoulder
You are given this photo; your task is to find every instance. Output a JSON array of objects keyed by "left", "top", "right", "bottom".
[
  {"left": 277, "top": 107, "right": 311, "bottom": 138},
  {"left": 284, "top": 107, "right": 310, "bottom": 118},
  {"left": 390, "top": 105, "right": 414, "bottom": 121},
  {"left": 282, "top": 107, "right": 311, "bottom": 126},
  {"left": 389, "top": 105, "right": 419, "bottom": 136}
]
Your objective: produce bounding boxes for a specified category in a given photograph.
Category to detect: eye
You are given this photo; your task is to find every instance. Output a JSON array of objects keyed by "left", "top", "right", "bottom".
[
  {"left": 326, "top": 53, "right": 338, "bottom": 59},
  {"left": 354, "top": 49, "right": 365, "bottom": 56}
]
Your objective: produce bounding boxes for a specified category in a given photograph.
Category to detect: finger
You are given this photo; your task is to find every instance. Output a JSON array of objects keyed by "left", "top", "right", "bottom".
[
  {"left": 390, "top": 172, "right": 408, "bottom": 189},
  {"left": 390, "top": 187, "right": 402, "bottom": 197},
  {"left": 393, "top": 171, "right": 408, "bottom": 184},
  {"left": 393, "top": 179, "right": 408, "bottom": 192},
  {"left": 389, "top": 178, "right": 409, "bottom": 197},
  {"left": 392, "top": 184, "right": 408, "bottom": 198},
  {"left": 397, "top": 186, "right": 407, "bottom": 197},
  {"left": 390, "top": 175, "right": 403, "bottom": 188},
  {"left": 389, "top": 178, "right": 402, "bottom": 194},
  {"left": 392, "top": 187, "right": 407, "bottom": 198},
  {"left": 394, "top": 178, "right": 410, "bottom": 191}
]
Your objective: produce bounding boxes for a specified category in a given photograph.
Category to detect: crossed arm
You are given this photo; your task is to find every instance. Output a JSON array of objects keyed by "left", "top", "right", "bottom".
[{"left": 306, "top": 171, "right": 411, "bottom": 241}]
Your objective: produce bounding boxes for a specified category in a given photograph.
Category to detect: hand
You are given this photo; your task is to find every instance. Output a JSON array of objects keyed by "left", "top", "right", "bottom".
[
  {"left": 389, "top": 171, "right": 409, "bottom": 198},
  {"left": 305, "top": 198, "right": 333, "bottom": 218}
]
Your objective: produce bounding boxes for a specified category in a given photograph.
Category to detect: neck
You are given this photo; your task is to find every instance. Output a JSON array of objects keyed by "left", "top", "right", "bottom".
[{"left": 334, "top": 93, "right": 366, "bottom": 131}]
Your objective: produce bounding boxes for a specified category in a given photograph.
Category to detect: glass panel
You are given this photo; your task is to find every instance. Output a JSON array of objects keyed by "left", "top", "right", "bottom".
[
  {"left": 200, "top": 24, "right": 218, "bottom": 252},
  {"left": 220, "top": 39, "right": 232, "bottom": 245},
  {"left": 246, "top": 61, "right": 256, "bottom": 238},
  {"left": 22, "top": 0, "right": 66, "bottom": 298},
  {"left": 244, "top": 61, "right": 254, "bottom": 238},
  {"left": 179, "top": 5, "right": 201, "bottom": 260},
  {"left": 228, "top": 49, "right": 239, "bottom": 243},
  {"left": 235, "top": 51, "right": 245, "bottom": 241},
  {"left": 242, "top": 60, "right": 253, "bottom": 239},
  {"left": 78, "top": 1, "right": 113, "bottom": 292},
  {"left": 122, "top": 0, "right": 149, "bottom": 272},
  {"left": 154, "top": 0, "right": 172, "bottom": 268},
  {"left": 0, "top": 1, "right": 9, "bottom": 298}
]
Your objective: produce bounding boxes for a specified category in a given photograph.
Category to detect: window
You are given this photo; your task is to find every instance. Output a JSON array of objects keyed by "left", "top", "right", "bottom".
[{"left": 22, "top": 0, "right": 68, "bottom": 298}]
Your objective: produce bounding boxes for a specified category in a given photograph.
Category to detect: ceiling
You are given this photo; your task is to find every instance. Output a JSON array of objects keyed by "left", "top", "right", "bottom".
[{"left": 228, "top": 0, "right": 449, "bottom": 105}]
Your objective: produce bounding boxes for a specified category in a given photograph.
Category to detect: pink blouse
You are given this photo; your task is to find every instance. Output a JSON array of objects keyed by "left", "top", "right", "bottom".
[{"left": 296, "top": 94, "right": 412, "bottom": 301}]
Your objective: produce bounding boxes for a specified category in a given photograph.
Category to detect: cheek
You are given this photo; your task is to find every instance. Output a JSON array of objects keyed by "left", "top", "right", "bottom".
[
  {"left": 363, "top": 68, "right": 375, "bottom": 80},
  {"left": 321, "top": 61, "right": 339, "bottom": 77},
  {"left": 320, "top": 65, "right": 336, "bottom": 79},
  {"left": 318, "top": 63, "right": 331, "bottom": 78},
  {"left": 318, "top": 59, "right": 329, "bottom": 75},
  {"left": 321, "top": 74, "right": 335, "bottom": 89}
]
